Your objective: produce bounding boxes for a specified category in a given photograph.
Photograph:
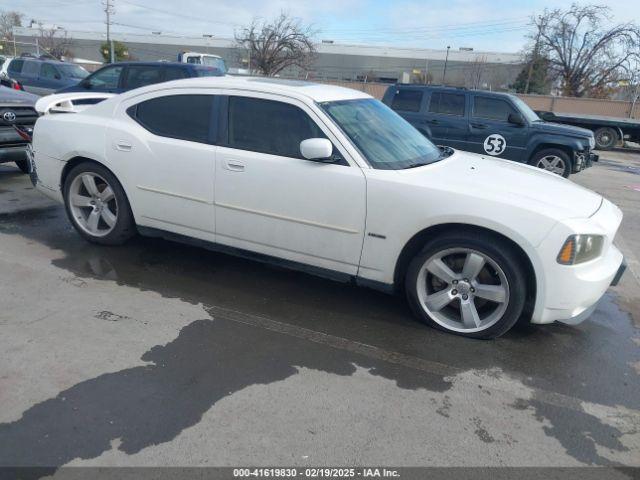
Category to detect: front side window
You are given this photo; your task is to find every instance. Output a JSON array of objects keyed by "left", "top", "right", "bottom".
[
  {"left": 123, "top": 65, "right": 163, "bottom": 89},
  {"left": 40, "top": 63, "right": 59, "bottom": 79},
  {"left": 321, "top": 98, "right": 443, "bottom": 170},
  {"left": 163, "top": 67, "right": 189, "bottom": 81},
  {"left": 88, "top": 65, "right": 123, "bottom": 89},
  {"left": 428, "top": 92, "right": 465, "bottom": 116},
  {"left": 130, "top": 94, "right": 214, "bottom": 144},
  {"left": 56, "top": 63, "right": 88, "bottom": 79},
  {"left": 391, "top": 89, "right": 423, "bottom": 112},
  {"left": 227, "top": 97, "right": 326, "bottom": 158},
  {"left": 473, "top": 96, "right": 517, "bottom": 121}
]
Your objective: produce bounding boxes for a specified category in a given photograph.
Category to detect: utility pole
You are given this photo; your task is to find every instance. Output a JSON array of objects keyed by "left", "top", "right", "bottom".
[
  {"left": 525, "top": 16, "right": 545, "bottom": 95},
  {"left": 103, "top": 0, "right": 115, "bottom": 63},
  {"left": 442, "top": 46, "right": 450, "bottom": 84}
]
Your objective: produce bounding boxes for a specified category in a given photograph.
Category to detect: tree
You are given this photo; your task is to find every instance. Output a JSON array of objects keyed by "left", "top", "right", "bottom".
[
  {"left": 0, "top": 10, "right": 23, "bottom": 55},
  {"left": 465, "top": 55, "right": 487, "bottom": 90},
  {"left": 532, "top": 3, "right": 640, "bottom": 98},
  {"left": 235, "top": 13, "right": 317, "bottom": 76},
  {"left": 100, "top": 41, "right": 129, "bottom": 62},
  {"left": 511, "top": 55, "right": 551, "bottom": 94},
  {"left": 37, "top": 26, "right": 73, "bottom": 60}
]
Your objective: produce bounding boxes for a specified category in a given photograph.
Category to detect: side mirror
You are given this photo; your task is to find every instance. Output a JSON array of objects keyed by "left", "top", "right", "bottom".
[
  {"left": 54, "top": 74, "right": 61, "bottom": 80},
  {"left": 508, "top": 112, "right": 525, "bottom": 126},
  {"left": 300, "top": 138, "right": 334, "bottom": 162}
]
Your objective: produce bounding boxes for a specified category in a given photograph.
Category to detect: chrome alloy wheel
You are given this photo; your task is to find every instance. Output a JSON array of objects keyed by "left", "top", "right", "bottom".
[
  {"left": 68, "top": 173, "right": 118, "bottom": 237},
  {"left": 536, "top": 155, "right": 566, "bottom": 175},
  {"left": 415, "top": 248, "right": 510, "bottom": 333}
]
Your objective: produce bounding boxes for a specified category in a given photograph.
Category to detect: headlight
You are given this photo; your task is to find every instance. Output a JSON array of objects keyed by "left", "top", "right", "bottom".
[
  {"left": 557, "top": 235, "right": 604, "bottom": 265},
  {"left": 589, "top": 136, "right": 595, "bottom": 150}
]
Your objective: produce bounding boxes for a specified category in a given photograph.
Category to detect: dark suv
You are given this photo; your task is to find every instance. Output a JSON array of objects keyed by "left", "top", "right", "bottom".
[
  {"left": 0, "top": 86, "right": 38, "bottom": 173},
  {"left": 57, "top": 61, "right": 225, "bottom": 94},
  {"left": 382, "top": 85, "right": 597, "bottom": 177}
]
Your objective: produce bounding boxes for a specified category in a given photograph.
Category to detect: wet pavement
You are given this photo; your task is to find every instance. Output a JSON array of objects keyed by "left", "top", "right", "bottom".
[{"left": 0, "top": 154, "right": 639, "bottom": 472}]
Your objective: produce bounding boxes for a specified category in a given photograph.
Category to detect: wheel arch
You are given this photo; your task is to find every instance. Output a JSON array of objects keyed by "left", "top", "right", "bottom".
[
  {"left": 393, "top": 223, "right": 538, "bottom": 317},
  {"left": 529, "top": 143, "right": 573, "bottom": 164}
]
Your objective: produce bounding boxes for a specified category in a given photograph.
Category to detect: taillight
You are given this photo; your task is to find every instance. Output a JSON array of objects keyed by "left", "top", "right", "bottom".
[{"left": 12, "top": 81, "right": 23, "bottom": 91}]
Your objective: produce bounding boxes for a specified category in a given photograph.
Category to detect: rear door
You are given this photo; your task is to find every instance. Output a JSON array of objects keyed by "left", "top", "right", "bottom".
[
  {"left": 387, "top": 87, "right": 426, "bottom": 133},
  {"left": 424, "top": 90, "right": 468, "bottom": 149},
  {"left": 467, "top": 94, "right": 529, "bottom": 161}
]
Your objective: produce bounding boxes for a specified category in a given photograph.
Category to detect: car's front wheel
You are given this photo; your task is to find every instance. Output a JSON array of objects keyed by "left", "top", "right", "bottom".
[
  {"left": 63, "top": 162, "right": 136, "bottom": 245},
  {"left": 529, "top": 148, "right": 571, "bottom": 177},
  {"left": 405, "top": 233, "right": 527, "bottom": 339}
]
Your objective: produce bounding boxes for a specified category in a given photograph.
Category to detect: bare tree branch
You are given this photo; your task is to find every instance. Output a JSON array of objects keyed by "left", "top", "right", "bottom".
[
  {"left": 235, "top": 12, "right": 318, "bottom": 77},
  {"left": 532, "top": 3, "right": 640, "bottom": 97}
]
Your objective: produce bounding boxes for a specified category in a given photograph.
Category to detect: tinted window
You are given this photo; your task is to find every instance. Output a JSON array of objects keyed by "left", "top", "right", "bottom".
[
  {"left": 163, "top": 67, "right": 189, "bottom": 81},
  {"left": 57, "top": 63, "right": 88, "bottom": 79},
  {"left": 124, "top": 65, "right": 163, "bottom": 89},
  {"left": 428, "top": 92, "right": 465, "bottom": 116},
  {"left": 390, "top": 89, "right": 423, "bottom": 112},
  {"left": 40, "top": 63, "right": 59, "bottom": 79},
  {"left": 88, "top": 65, "right": 123, "bottom": 89},
  {"left": 132, "top": 94, "right": 214, "bottom": 144},
  {"left": 228, "top": 97, "right": 326, "bottom": 158},
  {"left": 8, "top": 59, "right": 24, "bottom": 74},
  {"left": 22, "top": 60, "right": 39, "bottom": 76},
  {"left": 194, "top": 66, "right": 223, "bottom": 77},
  {"left": 473, "top": 96, "right": 517, "bottom": 121}
]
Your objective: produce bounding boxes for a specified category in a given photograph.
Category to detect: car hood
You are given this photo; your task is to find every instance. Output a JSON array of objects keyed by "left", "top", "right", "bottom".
[
  {"left": 0, "top": 86, "right": 38, "bottom": 106},
  {"left": 531, "top": 120, "right": 592, "bottom": 139},
  {"left": 397, "top": 151, "right": 603, "bottom": 220}
]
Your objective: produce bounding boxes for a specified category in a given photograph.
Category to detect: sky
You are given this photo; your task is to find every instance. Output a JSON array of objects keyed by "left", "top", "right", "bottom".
[{"left": 1, "top": 0, "right": 638, "bottom": 53}]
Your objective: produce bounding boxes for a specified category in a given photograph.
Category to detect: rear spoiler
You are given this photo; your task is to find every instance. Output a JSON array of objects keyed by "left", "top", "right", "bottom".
[{"left": 35, "top": 92, "right": 116, "bottom": 115}]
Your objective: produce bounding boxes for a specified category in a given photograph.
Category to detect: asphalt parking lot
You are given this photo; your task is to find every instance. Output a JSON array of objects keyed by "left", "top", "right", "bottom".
[{"left": 0, "top": 151, "right": 639, "bottom": 473}]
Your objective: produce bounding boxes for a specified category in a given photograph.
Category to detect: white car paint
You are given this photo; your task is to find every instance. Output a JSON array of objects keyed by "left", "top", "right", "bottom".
[
  {"left": 34, "top": 92, "right": 115, "bottom": 115},
  {"left": 30, "top": 77, "right": 624, "bottom": 328}
]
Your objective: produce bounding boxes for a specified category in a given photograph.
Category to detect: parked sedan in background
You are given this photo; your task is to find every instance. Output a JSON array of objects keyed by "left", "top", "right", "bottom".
[
  {"left": 56, "top": 61, "right": 225, "bottom": 94},
  {"left": 30, "top": 77, "right": 625, "bottom": 338},
  {"left": 0, "top": 85, "right": 38, "bottom": 173},
  {"left": 4, "top": 57, "right": 89, "bottom": 95}
]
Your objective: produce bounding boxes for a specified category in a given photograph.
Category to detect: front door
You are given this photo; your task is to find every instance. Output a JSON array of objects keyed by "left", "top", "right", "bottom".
[
  {"left": 467, "top": 94, "right": 529, "bottom": 162},
  {"left": 214, "top": 94, "right": 366, "bottom": 275}
]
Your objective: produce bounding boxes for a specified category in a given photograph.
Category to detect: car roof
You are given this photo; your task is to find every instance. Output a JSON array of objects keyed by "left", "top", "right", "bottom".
[
  {"left": 394, "top": 84, "right": 514, "bottom": 98},
  {"left": 121, "top": 76, "right": 373, "bottom": 103},
  {"left": 98, "top": 61, "right": 197, "bottom": 68}
]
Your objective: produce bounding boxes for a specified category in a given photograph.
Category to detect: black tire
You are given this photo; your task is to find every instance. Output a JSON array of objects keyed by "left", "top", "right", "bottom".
[
  {"left": 529, "top": 148, "right": 571, "bottom": 178},
  {"left": 594, "top": 127, "right": 618, "bottom": 150},
  {"left": 405, "top": 231, "right": 528, "bottom": 339},
  {"left": 15, "top": 159, "right": 30, "bottom": 174},
  {"left": 63, "top": 162, "right": 136, "bottom": 245}
]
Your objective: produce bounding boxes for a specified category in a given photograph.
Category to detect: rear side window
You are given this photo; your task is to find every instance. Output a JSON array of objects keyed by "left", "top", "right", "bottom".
[
  {"left": 428, "top": 92, "right": 465, "bottom": 116},
  {"left": 8, "top": 59, "right": 24, "bottom": 74},
  {"left": 473, "top": 96, "right": 517, "bottom": 121},
  {"left": 21, "top": 60, "right": 39, "bottom": 76},
  {"left": 163, "top": 67, "right": 189, "bottom": 81},
  {"left": 194, "top": 66, "right": 223, "bottom": 77},
  {"left": 123, "top": 65, "right": 163, "bottom": 89},
  {"left": 130, "top": 95, "right": 215, "bottom": 144},
  {"left": 228, "top": 97, "right": 326, "bottom": 158},
  {"left": 390, "top": 89, "right": 423, "bottom": 112}
]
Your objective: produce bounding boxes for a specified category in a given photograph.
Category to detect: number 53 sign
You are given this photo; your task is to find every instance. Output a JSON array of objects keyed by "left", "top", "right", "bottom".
[{"left": 483, "top": 134, "right": 507, "bottom": 155}]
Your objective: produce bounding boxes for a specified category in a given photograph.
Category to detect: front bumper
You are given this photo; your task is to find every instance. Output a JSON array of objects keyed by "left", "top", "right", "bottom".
[
  {"left": 0, "top": 144, "right": 28, "bottom": 163},
  {"left": 573, "top": 151, "right": 599, "bottom": 172}
]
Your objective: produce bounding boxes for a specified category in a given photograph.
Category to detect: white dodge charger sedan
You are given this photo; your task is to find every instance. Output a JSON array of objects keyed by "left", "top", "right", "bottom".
[{"left": 30, "top": 77, "right": 626, "bottom": 338}]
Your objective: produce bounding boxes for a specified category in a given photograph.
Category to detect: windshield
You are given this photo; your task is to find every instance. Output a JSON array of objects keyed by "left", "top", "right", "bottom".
[
  {"left": 320, "top": 98, "right": 443, "bottom": 169},
  {"left": 510, "top": 95, "right": 540, "bottom": 123},
  {"left": 57, "top": 64, "right": 89, "bottom": 79}
]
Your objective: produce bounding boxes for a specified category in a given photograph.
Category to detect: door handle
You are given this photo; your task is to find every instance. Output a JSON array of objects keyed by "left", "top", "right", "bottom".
[
  {"left": 115, "top": 142, "right": 132, "bottom": 152},
  {"left": 470, "top": 123, "right": 488, "bottom": 129},
  {"left": 224, "top": 160, "right": 245, "bottom": 172},
  {"left": 427, "top": 119, "right": 440, "bottom": 125}
]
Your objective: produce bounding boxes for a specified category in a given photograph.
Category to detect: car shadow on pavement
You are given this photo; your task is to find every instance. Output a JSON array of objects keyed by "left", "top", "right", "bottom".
[{"left": 0, "top": 317, "right": 450, "bottom": 476}]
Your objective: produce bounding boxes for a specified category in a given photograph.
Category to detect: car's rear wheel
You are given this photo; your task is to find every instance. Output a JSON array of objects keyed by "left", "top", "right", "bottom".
[
  {"left": 63, "top": 163, "right": 136, "bottom": 245},
  {"left": 529, "top": 148, "right": 571, "bottom": 177},
  {"left": 405, "top": 233, "right": 527, "bottom": 339},
  {"left": 15, "top": 159, "right": 30, "bottom": 174},
  {"left": 594, "top": 127, "right": 618, "bottom": 150}
]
